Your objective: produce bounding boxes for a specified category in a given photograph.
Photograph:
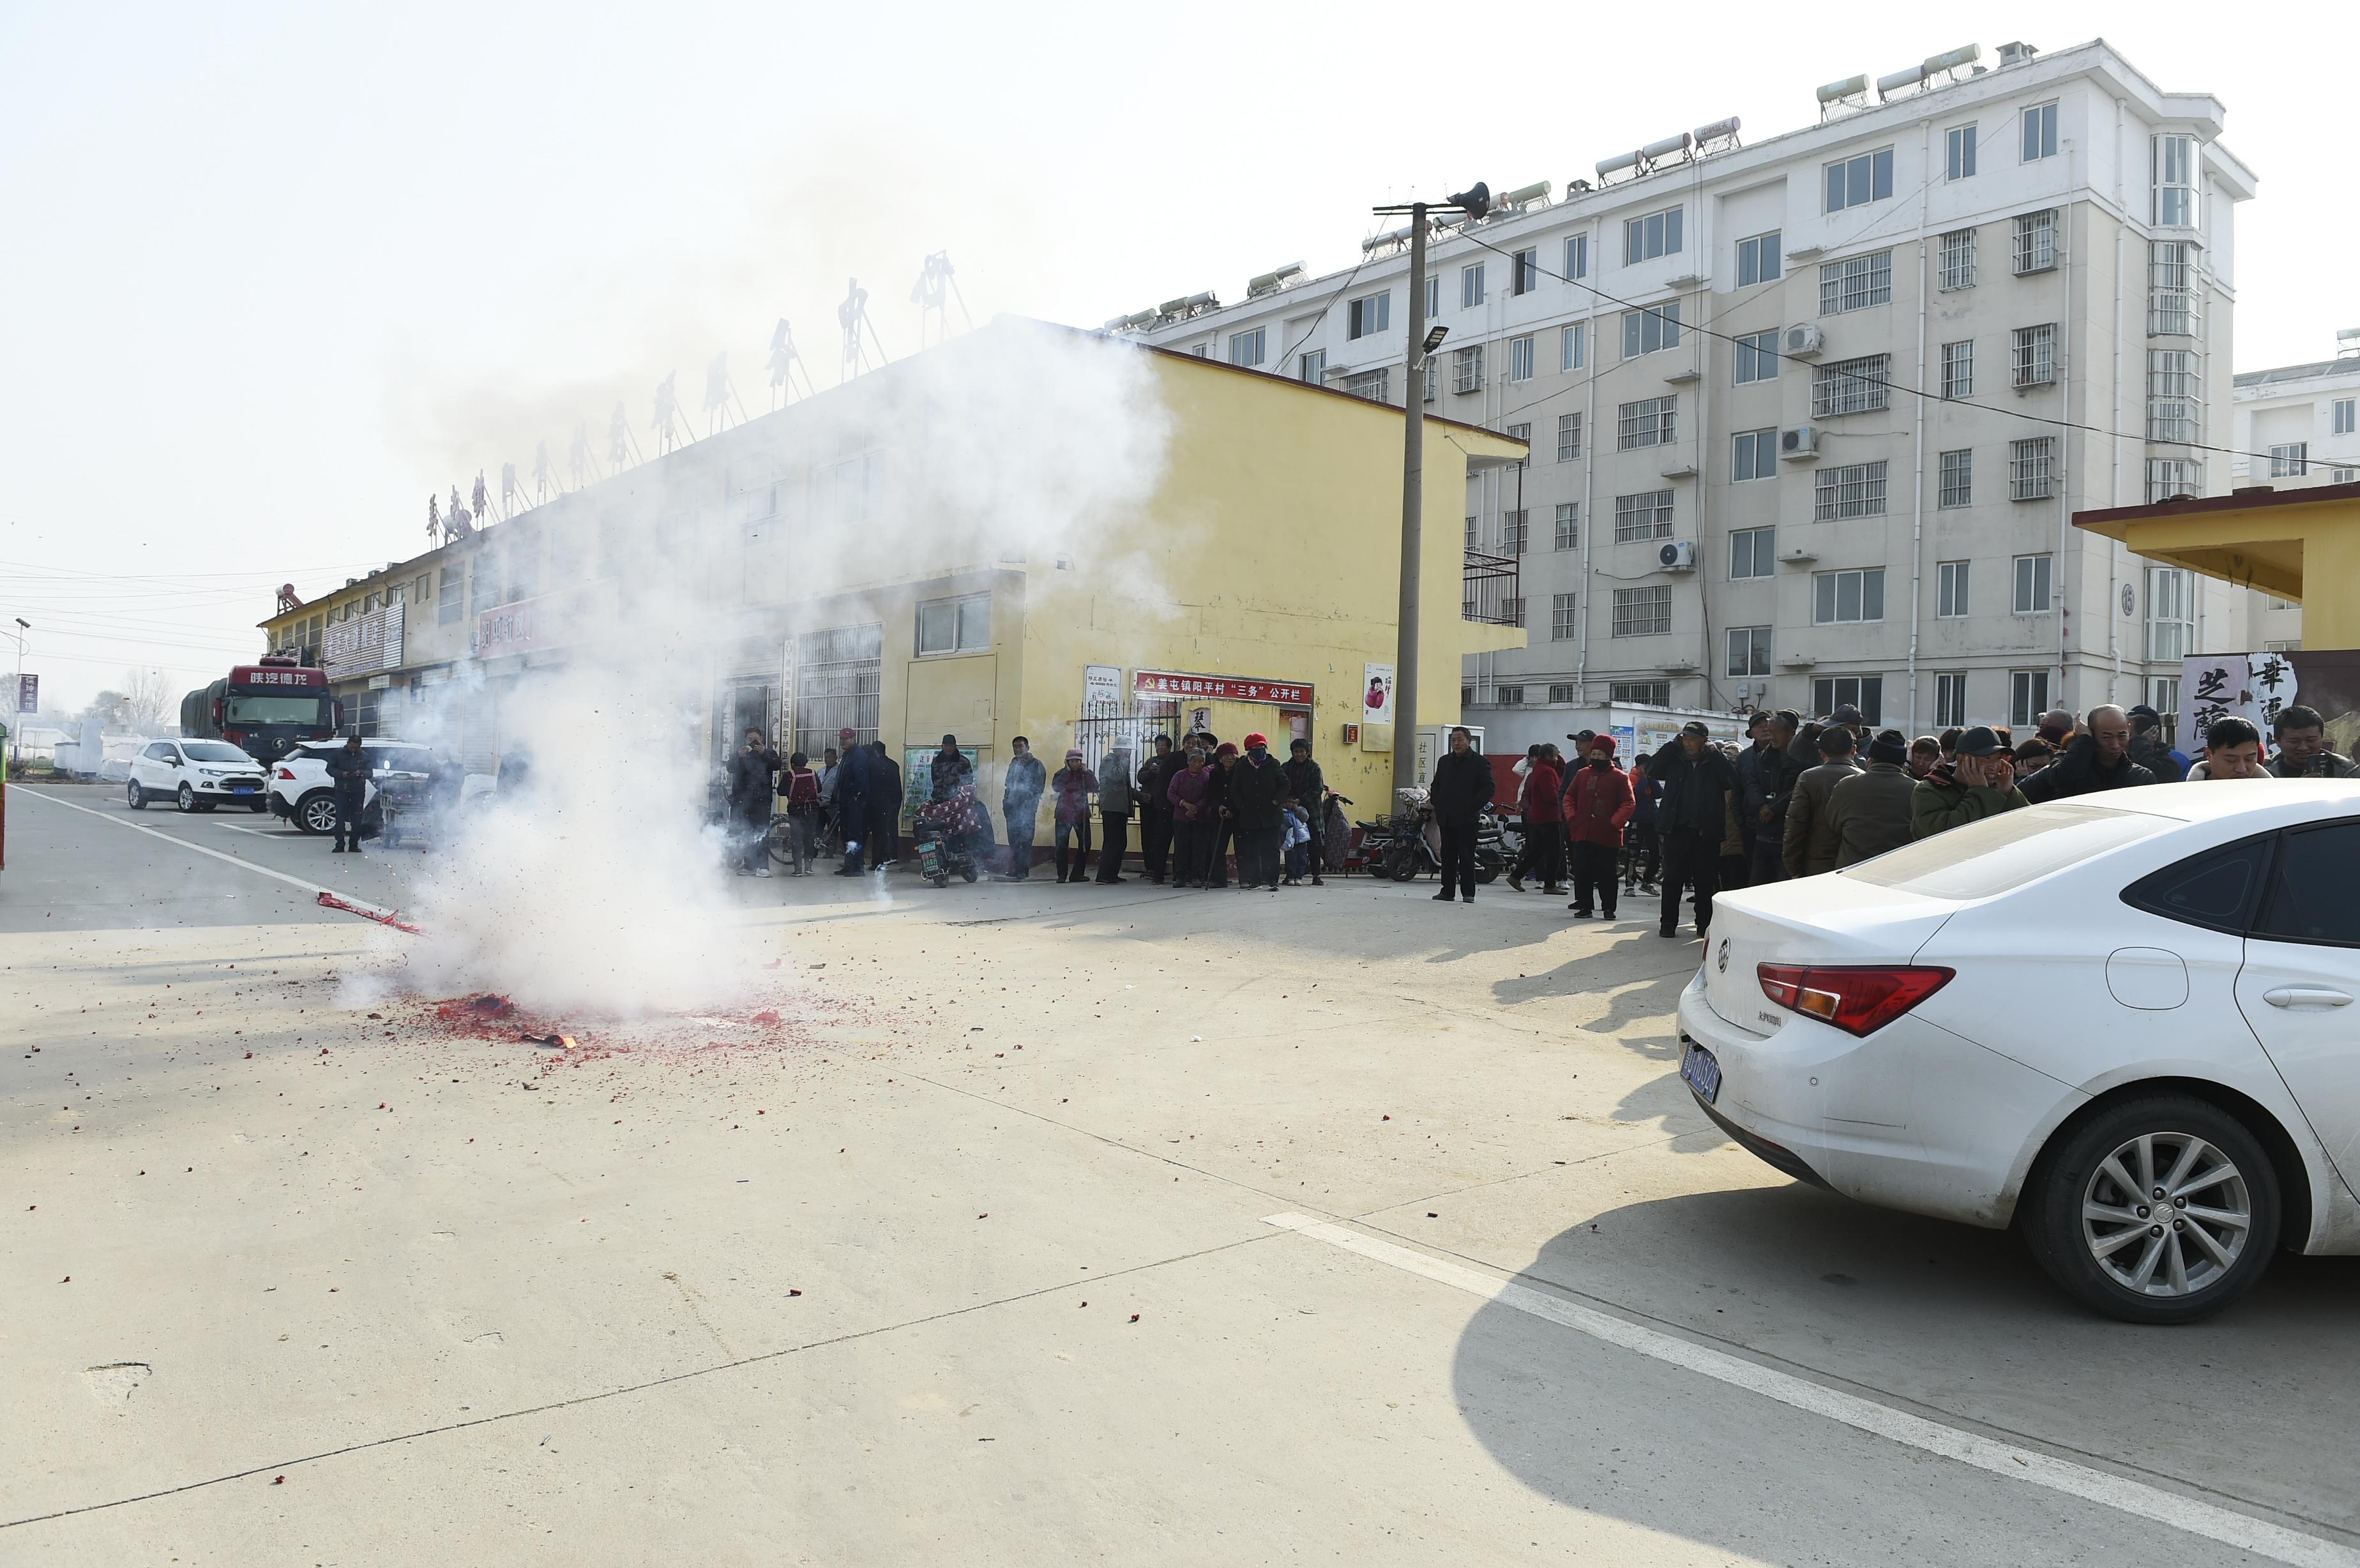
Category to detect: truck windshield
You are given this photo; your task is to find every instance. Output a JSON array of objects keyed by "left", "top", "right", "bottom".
[{"left": 225, "top": 693, "right": 329, "bottom": 725}]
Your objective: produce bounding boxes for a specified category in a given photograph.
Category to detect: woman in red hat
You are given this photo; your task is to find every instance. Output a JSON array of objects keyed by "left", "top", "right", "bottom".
[{"left": 1562, "top": 734, "right": 1635, "bottom": 919}]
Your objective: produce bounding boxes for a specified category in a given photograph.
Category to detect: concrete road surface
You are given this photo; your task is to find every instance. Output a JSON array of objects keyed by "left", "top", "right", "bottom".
[{"left": 4, "top": 780, "right": 2357, "bottom": 1566}]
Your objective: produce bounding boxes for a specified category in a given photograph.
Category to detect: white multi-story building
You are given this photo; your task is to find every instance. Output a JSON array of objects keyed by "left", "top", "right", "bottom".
[
  {"left": 2218, "top": 339, "right": 2360, "bottom": 653},
  {"left": 1128, "top": 38, "right": 2268, "bottom": 742}
]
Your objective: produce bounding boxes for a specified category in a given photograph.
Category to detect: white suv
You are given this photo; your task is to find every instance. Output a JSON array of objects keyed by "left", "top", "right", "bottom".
[
  {"left": 126, "top": 739, "right": 271, "bottom": 813},
  {"left": 270, "top": 739, "right": 439, "bottom": 836}
]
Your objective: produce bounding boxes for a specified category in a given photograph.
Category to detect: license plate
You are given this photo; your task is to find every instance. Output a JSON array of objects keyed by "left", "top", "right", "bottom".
[
  {"left": 230, "top": 783, "right": 257, "bottom": 793},
  {"left": 1679, "top": 1039, "right": 1722, "bottom": 1104}
]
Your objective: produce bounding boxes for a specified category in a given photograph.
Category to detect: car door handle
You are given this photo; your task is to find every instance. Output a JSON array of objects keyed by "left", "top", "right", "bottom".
[{"left": 2264, "top": 987, "right": 2355, "bottom": 1009}]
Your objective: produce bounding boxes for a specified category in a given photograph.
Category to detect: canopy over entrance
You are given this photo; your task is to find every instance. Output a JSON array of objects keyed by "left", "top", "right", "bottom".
[{"left": 2076, "top": 481, "right": 2360, "bottom": 648}]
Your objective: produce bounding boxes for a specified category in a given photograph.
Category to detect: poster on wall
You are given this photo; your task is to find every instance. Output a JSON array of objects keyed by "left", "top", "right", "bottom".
[
  {"left": 1083, "top": 664, "right": 1122, "bottom": 716},
  {"left": 1362, "top": 662, "right": 1395, "bottom": 725},
  {"left": 2181, "top": 650, "right": 2360, "bottom": 759},
  {"left": 904, "top": 746, "right": 981, "bottom": 817}
]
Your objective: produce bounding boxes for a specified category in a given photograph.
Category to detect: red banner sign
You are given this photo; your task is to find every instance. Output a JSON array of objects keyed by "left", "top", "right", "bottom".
[{"left": 1132, "top": 668, "right": 1313, "bottom": 706}]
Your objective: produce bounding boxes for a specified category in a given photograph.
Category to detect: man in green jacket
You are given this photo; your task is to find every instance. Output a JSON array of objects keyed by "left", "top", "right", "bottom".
[
  {"left": 1827, "top": 729, "right": 1920, "bottom": 868},
  {"left": 1910, "top": 726, "right": 2029, "bottom": 840}
]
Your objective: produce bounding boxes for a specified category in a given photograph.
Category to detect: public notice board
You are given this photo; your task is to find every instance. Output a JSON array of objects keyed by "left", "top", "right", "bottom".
[{"left": 1131, "top": 669, "right": 1313, "bottom": 706}]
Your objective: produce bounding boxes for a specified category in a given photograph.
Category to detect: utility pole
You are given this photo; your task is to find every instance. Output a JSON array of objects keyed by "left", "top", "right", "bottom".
[{"left": 1391, "top": 203, "right": 1428, "bottom": 801}]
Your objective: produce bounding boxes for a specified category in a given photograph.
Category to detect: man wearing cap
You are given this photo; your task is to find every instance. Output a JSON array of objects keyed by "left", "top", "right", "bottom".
[
  {"left": 1094, "top": 743, "right": 1135, "bottom": 884},
  {"left": 1829, "top": 702, "right": 1866, "bottom": 740},
  {"left": 2022, "top": 705, "right": 2155, "bottom": 803},
  {"left": 1135, "top": 734, "right": 1181, "bottom": 883},
  {"left": 869, "top": 740, "right": 905, "bottom": 870},
  {"left": 1563, "top": 735, "right": 1631, "bottom": 917},
  {"left": 1741, "top": 710, "right": 1806, "bottom": 885},
  {"left": 831, "top": 727, "right": 873, "bottom": 875},
  {"left": 1050, "top": 748, "right": 1098, "bottom": 882},
  {"left": 1781, "top": 723, "right": 1863, "bottom": 878},
  {"left": 1912, "top": 725, "right": 2029, "bottom": 839},
  {"left": 1426, "top": 725, "right": 1495, "bottom": 903},
  {"left": 1280, "top": 737, "right": 1328, "bottom": 886},
  {"left": 1228, "top": 732, "right": 1287, "bottom": 889},
  {"left": 2126, "top": 704, "right": 2189, "bottom": 781},
  {"left": 1000, "top": 735, "right": 1046, "bottom": 878},
  {"left": 1647, "top": 721, "right": 1739, "bottom": 938},
  {"left": 1825, "top": 729, "right": 1918, "bottom": 868}
]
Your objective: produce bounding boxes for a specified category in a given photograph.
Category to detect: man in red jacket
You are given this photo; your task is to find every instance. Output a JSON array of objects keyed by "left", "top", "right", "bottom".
[
  {"left": 1508, "top": 744, "right": 1567, "bottom": 894},
  {"left": 1563, "top": 734, "right": 1635, "bottom": 919}
]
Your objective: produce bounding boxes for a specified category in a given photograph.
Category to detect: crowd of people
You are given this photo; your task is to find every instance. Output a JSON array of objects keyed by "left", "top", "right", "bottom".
[{"left": 1476, "top": 699, "right": 2353, "bottom": 941}]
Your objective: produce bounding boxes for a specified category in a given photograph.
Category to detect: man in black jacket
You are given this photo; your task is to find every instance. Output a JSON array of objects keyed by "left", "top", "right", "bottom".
[
  {"left": 1280, "top": 737, "right": 1327, "bottom": 886},
  {"left": 1741, "top": 710, "right": 1804, "bottom": 886},
  {"left": 1135, "top": 735, "right": 1180, "bottom": 884},
  {"left": 831, "top": 727, "right": 873, "bottom": 875},
  {"left": 1650, "top": 722, "right": 1740, "bottom": 939},
  {"left": 1229, "top": 732, "right": 1287, "bottom": 889},
  {"left": 728, "top": 727, "right": 783, "bottom": 877},
  {"left": 1426, "top": 725, "right": 1495, "bottom": 903},
  {"left": 328, "top": 734, "right": 370, "bottom": 854},
  {"left": 2022, "top": 705, "right": 2156, "bottom": 802},
  {"left": 868, "top": 741, "right": 905, "bottom": 870}
]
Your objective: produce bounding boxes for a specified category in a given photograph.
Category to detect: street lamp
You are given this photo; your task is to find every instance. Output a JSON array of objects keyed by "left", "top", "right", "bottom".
[{"left": 1372, "top": 184, "right": 1491, "bottom": 797}]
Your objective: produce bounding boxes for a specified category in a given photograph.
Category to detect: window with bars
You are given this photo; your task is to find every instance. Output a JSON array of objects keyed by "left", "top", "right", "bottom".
[
  {"left": 1494, "top": 683, "right": 1525, "bottom": 704},
  {"left": 2147, "top": 241, "right": 2199, "bottom": 336},
  {"left": 1940, "top": 340, "right": 1974, "bottom": 398},
  {"left": 794, "top": 623, "right": 884, "bottom": 758},
  {"left": 1621, "top": 303, "right": 1682, "bottom": 358},
  {"left": 1737, "top": 231, "right": 1781, "bottom": 286},
  {"left": 1939, "top": 449, "right": 1973, "bottom": 509},
  {"left": 1548, "top": 683, "right": 1581, "bottom": 704},
  {"left": 1561, "top": 321, "right": 1586, "bottom": 371},
  {"left": 1813, "top": 354, "right": 1891, "bottom": 417},
  {"left": 1727, "top": 626, "right": 1771, "bottom": 678},
  {"left": 1297, "top": 349, "right": 1325, "bottom": 384},
  {"left": 1729, "top": 527, "right": 1775, "bottom": 580},
  {"left": 1452, "top": 345, "right": 1484, "bottom": 394},
  {"left": 2152, "top": 134, "right": 2195, "bottom": 228},
  {"left": 2010, "top": 670, "right": 2050, "bottom": 729},
  {"left": 1513, "top": 248, "right": 1539, "bottom": 294},
  {"left": 1461, "top": 263, "right": 1486, "bottom": 308},
  {"left": 1732, "top": 428, "right": 1778, "bottom": 481},
  {"left": 1612, "top": 490, "right": 1675, "bottom": 542},
  {"left": 1347, "top": 291, "right": 1391, "bottom": 339},
  {"left": 2011, "top": 324, "right": 2057, "bottom": 388},
  {"left": 1343, "top": 368, "right": 1390, "bottom": 403},
  {"left": 1509, "top": 334, "right": 1536, "bottom": 382},
  {"left": 1229, "top": 328, "right": 1266, "bottom": 366},
  {"left": 1506, "top": 421, "right": 1530, "bottom": 448},
  {"left": 2146, "top": 458, "right": 2201, "bottom": 502},
  {"left": 2270, "top": 442, "right": 2308, "bottom": 478},
  {"left": 2145, "top": 350, "right": 2201, "bottom": 444},
  {"left": 1554, "top": 502, "right": 1579, "bottom": 549},
  {"left": 1938, "top": 559, "right": 1970, "bottom": 617},
  {"left": 1938, "top": 228, "right": 1978, "bottom": 290},
  {"left": 1824, "top": 147, "right": 1895, "bottom": 213},
  {"left": 2022, "top": 102, "right": 2058, "bottom": 162},
  {"left": 1935, "top": 670, "right": 1969, "bottom": 728},
  {"left": 1551, "top": 592, "right": 1578, "bottom": 640},
  {"left": 1564, "top": 233, "right": 1589, "bottom": 280},
  {"left": 1736, "top": 329, "right": 1779, "bottom": 384},
  {"left": 1465, "top": 515, "right": 1478, "bottom": 548},
  {"left": 1819, "top": 250, "right": 1893, "bottom": 313},
  {"left": 2012, "top": 210, "right": 2057, "bottom": 275},
  {"left": 1502, "top": 510, "right": 1529, "bottom": 555},
  {"left": 2009, "top": 437, "right": 2056, "bottom": 499},
  {"left": 1501, "top": 601, "right": 1526, "bottom": 630},
  {"left": 1813, "top": 675, "right": 1883, "bottom": 725},
  {"left": 1617, "top": 396, "right": 1677, "bottom": 449},
  {"left": 1624, "top": 207, "right": 1683, "bottom": 264},
  {"left": 1423, "top": 360, "right": 1436, "bottom": 403},
  {"left": 1813, "top": 460, "right": 1888, "bottom": 520},
  {"left": 1612, "top": 586, "right": 1672, "bottom": 637},
  {"left": 1812, "top": 567, "right": 1885, "bottom": 624},
  {"left": 1946, "top": 124, "right": 1978, "bottom": 181},
  {"left": 1555, "top": 413, "right": 1583, "bottom": 462},
  {"left": 1610, "top": 680, "right": 1672, "bottom": 706},
  {"left": 2147, "top": 565, "right": 2193, "bottom": 662},
  {"left": 2013, "top": 553, "right": 2054, "bottom": 614}
]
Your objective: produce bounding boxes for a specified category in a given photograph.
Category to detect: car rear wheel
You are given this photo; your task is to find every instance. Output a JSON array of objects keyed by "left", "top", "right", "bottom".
[
  {"left": 2022, "top": 1094, "right": 2280, "bottom": 1325},
  {"left": 127, "top": 781, "right": 147, "bottom": 810},
  {"left": 176, "top": 783, "right": 197, "bottom": 813},
  {"left": 296, "top": 791, "right": 338, "bottom": 836}
]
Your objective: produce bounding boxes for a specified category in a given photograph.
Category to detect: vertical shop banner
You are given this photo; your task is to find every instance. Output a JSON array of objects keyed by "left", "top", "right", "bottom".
[
  {"left": 1362, "top": 663, "right": 1395, "bottom": 725},
  {"left": 15, "top": 673, "right": 36, "bottom": 714}
]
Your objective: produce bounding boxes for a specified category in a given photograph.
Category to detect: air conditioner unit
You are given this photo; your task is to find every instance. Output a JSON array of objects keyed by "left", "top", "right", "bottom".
[
  {"left": 1658, "top": 540, "right": 1697, "bottom": 571},
  {"left": 1783, "top": 323, "right": 1826, "bottom": 359},
  {"left": 1779, "top": 426, "right": 1820, "bottom": 460}
]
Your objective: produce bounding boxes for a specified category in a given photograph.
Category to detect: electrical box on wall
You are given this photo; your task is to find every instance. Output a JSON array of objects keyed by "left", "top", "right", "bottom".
[{"left": 1342, "top": 722, "right": 1361, "bottom": 744}]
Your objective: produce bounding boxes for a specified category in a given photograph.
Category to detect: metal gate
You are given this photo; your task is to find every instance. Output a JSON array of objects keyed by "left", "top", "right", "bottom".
[{"left": 1071, "top": 709, "right": 1179, "bottom": 779}]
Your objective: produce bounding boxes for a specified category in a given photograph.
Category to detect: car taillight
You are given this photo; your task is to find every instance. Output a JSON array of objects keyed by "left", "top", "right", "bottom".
[
  {"left": 276, "top": 767, "right": 296, "bottom": 779},
  {"left": 1757, "top": 963, "right": 1955, "bottom": 1038}
]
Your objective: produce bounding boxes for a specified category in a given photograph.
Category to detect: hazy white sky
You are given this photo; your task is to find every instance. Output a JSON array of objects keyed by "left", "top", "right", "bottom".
[{"left": 3, "top": 1, "right": 2349, "bottom": 711}]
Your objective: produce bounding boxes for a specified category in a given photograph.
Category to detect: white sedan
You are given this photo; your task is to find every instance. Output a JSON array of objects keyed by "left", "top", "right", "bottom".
[{"left": 1677, "top": 780, "right": 2360, "bottom": 1323}]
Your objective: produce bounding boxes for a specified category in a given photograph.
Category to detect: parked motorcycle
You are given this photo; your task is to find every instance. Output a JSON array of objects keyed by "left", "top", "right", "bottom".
[{"left": 1358, "top": 787, "right": 1504, "bottom": 884}]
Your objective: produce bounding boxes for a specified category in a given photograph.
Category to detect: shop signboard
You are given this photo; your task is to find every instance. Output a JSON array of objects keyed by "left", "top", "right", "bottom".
[
  {"left": 322, "top": 599, "right": 404, "bottom": 677},
  {"left": 1131, "top": 669, "right": 1313, "bottom": 705}
]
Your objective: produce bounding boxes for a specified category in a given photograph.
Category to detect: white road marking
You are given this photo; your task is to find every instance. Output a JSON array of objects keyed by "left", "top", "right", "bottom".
[
  {"left": 1263, "top": 1212, "right": 2360, "bottom": 1568},
  {"left": 17, "top": 788, "right": 338, "bottom": 901}
]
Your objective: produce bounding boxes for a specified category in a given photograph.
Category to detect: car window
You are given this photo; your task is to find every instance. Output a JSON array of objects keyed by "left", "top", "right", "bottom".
[
  {"left": 2121, "top": 834, "right": 2275, "bottom": 935},
  {"left": 1842, "top": 802, "right": 2170, "bottom": 901},
  {"left": 146, "top": 743, "right": 175, "bottom": 761},
  {"left": 2253, "top": 821, "right": 2360, "bottom": 947},
  {"left": 381, "top": 749, "right": 434, "bottom": 773}
]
